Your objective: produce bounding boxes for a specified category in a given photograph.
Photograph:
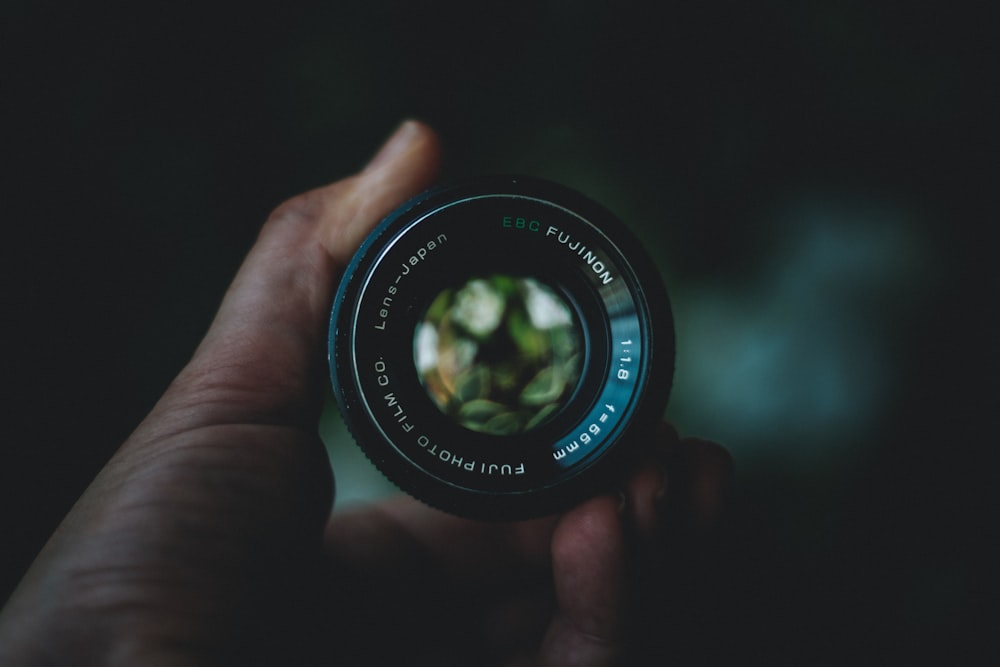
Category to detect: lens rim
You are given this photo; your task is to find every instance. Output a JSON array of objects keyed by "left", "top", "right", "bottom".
[{"left": 329, "top": 176, "right": 673, "bottom": 520}]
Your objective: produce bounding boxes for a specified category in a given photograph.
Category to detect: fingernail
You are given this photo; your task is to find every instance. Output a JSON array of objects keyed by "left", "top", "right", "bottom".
[
  {"left": 653, "top": 462, "right": 669, "bottom": 503},
  {"left": 364, "top": 120, "right": 422, "bottom": 173},
  {"left": 616, "top": 489, "right": 628, "bottom": 514}
]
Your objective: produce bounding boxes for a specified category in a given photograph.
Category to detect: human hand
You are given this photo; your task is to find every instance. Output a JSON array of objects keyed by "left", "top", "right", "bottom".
[
  {"left": 319, "top": 423, "right": 731, "bottom": 667},
  {"left": 0, "top": 121, "right": 732, "bottom": 666}
]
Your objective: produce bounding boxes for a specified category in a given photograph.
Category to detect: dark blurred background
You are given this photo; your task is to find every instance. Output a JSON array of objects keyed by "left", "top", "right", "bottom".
[{"left": 2, "top": 1, "right": 994, "bottom": 662}]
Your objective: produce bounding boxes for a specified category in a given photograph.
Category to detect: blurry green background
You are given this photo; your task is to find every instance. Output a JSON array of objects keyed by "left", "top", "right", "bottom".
[{"left": 2, "top": 1, "right": 993, "bottom": 662}]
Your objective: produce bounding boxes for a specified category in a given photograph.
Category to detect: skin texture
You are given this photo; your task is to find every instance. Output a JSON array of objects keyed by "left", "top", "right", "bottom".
[{"left": 0, "top": 121, "right": 733, "bottom": 666}]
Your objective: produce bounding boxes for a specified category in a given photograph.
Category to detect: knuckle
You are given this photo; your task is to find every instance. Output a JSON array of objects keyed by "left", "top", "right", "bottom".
[{"left": 266, "top": 188, "right": 327, "bottom": 227}]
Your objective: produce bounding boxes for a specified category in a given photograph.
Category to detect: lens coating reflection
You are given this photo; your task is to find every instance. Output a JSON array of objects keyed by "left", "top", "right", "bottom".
[{"left": 414, "top": 275, "right": 583, "bottom": 435}]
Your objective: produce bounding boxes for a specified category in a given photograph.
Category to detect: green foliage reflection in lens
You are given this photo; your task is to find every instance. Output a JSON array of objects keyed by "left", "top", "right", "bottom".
[{"left": 414, "top": 275, "right": 583, "bottom": 435}]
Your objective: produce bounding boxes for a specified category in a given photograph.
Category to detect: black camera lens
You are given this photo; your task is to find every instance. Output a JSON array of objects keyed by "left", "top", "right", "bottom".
[{"left": 328, "top": 176, "right": 673, "bottom": 520}]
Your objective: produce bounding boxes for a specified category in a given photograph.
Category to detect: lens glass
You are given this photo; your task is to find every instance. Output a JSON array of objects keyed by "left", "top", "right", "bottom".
[{"left": 413, "top": 274, "right": 583, "bottom": 435}]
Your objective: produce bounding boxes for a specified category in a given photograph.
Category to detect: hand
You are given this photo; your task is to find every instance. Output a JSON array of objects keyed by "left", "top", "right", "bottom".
[
  {"left": 0, "top": 121, "right": 732, "bottom": 666},
  {"left": 320, "top": 424, "right": 732, "bottom": 667}
]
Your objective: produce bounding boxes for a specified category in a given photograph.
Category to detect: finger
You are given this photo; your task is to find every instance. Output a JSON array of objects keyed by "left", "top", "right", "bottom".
[
  {"left": 324, "top": 495, "right": 556, "bottom": 578},
  {"left": 661, "top": 435, "right": 734, "bottom": 534},
  {"left": 315, "top": 119, "right": 443, "bottom": 265},
  {"left": 538, "top": 494, "right": 629, "bottom": 666},
  {"left": 320, "top": 498, "right": 560, "bottom": 664},
  {"left": 620, "top": 430, "right": 733, "bottom": 664},
  {"left": 627, "top": 423, "right": 733, "bottom": 539},
  {"left": 626, "top": 458, "right": 668, "bottom": 541},
  {"left": 152, "top": 121, "right": 441, "bottom": 432}
]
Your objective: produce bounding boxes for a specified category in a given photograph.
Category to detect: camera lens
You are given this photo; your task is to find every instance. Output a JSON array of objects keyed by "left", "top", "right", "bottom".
[{"left": 329, "top": 176, "right": 673, "bottom": 520}]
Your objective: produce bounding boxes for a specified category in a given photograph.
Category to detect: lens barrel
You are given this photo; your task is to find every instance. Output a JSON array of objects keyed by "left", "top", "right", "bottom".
[{"left": 329, "top": 176, "right": 673, "bottom": 520}]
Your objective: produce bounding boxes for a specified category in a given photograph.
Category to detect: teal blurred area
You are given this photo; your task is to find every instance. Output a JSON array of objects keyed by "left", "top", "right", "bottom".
[{"left": 2, "top": 1, "right": 993, "bottom": 661}]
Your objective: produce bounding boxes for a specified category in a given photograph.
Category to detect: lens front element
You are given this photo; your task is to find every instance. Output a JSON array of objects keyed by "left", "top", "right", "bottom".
[{"left": 414, "top": 275, "right": 584, "bottom": 436}]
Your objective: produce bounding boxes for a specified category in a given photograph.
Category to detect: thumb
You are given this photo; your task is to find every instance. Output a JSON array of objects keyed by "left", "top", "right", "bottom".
[{"left": 153, "top": 120, "right": 442, "bottom": 433}]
